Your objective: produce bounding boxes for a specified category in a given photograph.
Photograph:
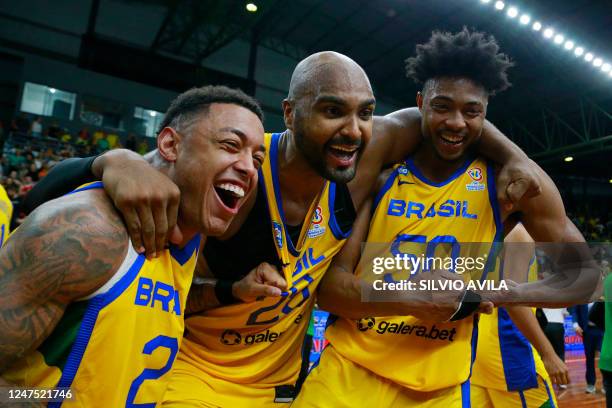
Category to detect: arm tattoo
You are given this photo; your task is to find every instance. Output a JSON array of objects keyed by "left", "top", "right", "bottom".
[{"left": 0, "top": 190, "right": 128, "bottom": 373}]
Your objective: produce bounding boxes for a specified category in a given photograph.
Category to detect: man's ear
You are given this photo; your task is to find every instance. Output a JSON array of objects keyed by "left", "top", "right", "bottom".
[
  {"left": 282, "top": 99, "right": 294, "bottom": 130},
  {"left": 157, "top": 127, "right": 181, "bottom": 162},
  {"left": 416, "top": 92, "right": 424, "bottom": 111}
]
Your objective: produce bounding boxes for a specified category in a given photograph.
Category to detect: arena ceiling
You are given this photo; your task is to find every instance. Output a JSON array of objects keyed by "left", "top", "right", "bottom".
[{"left": 0, "top": 0, "right": 611, "bottom": 179}]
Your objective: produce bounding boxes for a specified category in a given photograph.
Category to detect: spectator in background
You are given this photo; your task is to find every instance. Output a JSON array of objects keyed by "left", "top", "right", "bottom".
[
  {"left": 543, "top": 308, "right": 569, "bottom": 389},
  {"left": 91, "top": 129, "right": 105, "bottom": 146},
  {"left": 137, "top": 139, "right": 149, "bottom": 155},
  {"left": 106, "top": 132, "right": 119, "bottom": 149},
  {"left": 571, "top": 303, "right": 605, "bottom": 393},
  {"left": 600, "top": 268, "right": 612, "bottom": 407},
  {"left": 76, "top": 127, "right": 90, "bottom": 145},
  {"left": 96, "top": 134, "right": 109, "bottom": 153},
  {"left": 7, "top": 149, "right": 26, "bottom": 171},
  {"left": 124, "top": 133, "right": 137, "bottom": 151},
  {"left": 30, "top": 117, "right": 43, "bottom": 138}
]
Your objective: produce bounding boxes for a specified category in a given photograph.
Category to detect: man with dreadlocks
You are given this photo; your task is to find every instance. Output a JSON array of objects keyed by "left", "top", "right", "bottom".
[{"left": 292, "top": 28, "right": 592, "bottom": 407}]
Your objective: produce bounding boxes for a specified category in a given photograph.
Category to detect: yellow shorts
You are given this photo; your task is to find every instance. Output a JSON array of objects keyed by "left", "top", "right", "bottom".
[
  {"left": 292, "top": 345, "right": 471, "bottom": 408},
  {"left": 161, "top": 357, "right": 294, "bottom": 408},
  {"left": 471, "top": 375, "right": 557, "bottom": 408}
]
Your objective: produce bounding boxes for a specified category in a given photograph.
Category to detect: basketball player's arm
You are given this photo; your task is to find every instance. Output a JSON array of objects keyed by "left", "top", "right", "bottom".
[
  {"left": 506, "top": 307, "right": 570, "bottom": 385},
  {"left": 22, "top": 149, "right": 181, "bottom": 258},
  {"left": 496, "top": 164, "right": 599, "bottom": 306},
  {"left": 360, "top": 109, "right": 540, "bottom": 209},
  {"left": 0, "top": 194, "right": 127, "bottom": 388},
  {"left": 185, "top": 255, "right": 287, "bottom": 314}
]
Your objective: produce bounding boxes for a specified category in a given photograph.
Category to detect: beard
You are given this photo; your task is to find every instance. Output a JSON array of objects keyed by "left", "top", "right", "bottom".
[{"left": 293, "top": 124, "right": 360, "bottom": 184}]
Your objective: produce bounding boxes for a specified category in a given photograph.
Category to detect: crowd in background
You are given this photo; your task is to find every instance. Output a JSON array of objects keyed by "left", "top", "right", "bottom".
[{"left": 0, "top": 114, "right": 153, "bottom": 226}]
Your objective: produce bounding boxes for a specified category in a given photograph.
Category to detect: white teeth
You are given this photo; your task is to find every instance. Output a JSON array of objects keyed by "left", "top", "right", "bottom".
[
  {"left": 216, "top": 183, "right": 245, "bottom": 198},
  {"left": 330, "top": 145, "right": 357, "bottom": 153}
]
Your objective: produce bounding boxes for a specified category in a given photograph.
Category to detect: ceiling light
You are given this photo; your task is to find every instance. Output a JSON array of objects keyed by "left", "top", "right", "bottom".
[
  {"left": 574, "top": 47, "right": 584, "bottom": 57},
  {"left": 554, "top": 34, "right": 564, "bottom": 45},
  {"left": 564, "top": 156, "right": 573, "bottom": 162},
  {"left": 585, "top": 53, "right": 594, "bottom": 62},
  {"left": 602, "top": 63, "right": 611, "bottom": 73},
  {"left": 494, "top": 1, "right": 505, "bottom": 10},
  {"left": 532, "top": 21, "right": 542, "bottom": 31},
  {"left": 543, "top": 28, "right": 554, "bottom": 39},
  {"left": 564, "top": 41, "right": 574, "bottom": 50},
  {"left": 49, "top": 88, "right": 56, "bottom": 94},
  {"left": 519, "top": 14, "right": 531, "bottom": 25},
  {"left": 246, "top": 3, "right": 257, "bottom": 12},
  {"left": 149, "top": 111, "right": 156, "bottom": 117},
  {"left": 480, "top": 0, "right": 491, "bottom": 3},
  {"left": 507, "top": 7, "right": 518, "bottom": 18},
  {"left": 593, "top": 58, "right": 603, "bottom": 67}
]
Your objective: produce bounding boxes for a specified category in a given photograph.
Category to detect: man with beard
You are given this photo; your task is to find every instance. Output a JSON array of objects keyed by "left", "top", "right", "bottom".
[{"left": 23, "top": 52, "right": 540, "bottom": 406}]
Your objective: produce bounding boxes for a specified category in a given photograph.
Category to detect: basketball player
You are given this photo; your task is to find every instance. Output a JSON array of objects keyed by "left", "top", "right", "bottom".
[
  {"left": 23, "top": 53, "right": 541, "bottom": 407},
  {"left": 293, "top": 29, "right": 591, "bottom": 407},
  {"left": 0, "top": 86, "right": 266, "bottom": 407},
  {"left": 0, "top": 184, "right": 12, "bottom": 247},
  {"left": 471, "top": 223, "right": 569, "bottom": 408}
]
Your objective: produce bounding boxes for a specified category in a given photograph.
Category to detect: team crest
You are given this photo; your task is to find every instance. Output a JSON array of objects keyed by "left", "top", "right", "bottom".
[
  {"left": 397, "top": 165, "right": 409, "bottom": 175},
  {"left": 273, "top": 221, "right": 283, "bottom": 249},
  {"left": 466, "top": 167, "right": 485, "bottom": 191}
]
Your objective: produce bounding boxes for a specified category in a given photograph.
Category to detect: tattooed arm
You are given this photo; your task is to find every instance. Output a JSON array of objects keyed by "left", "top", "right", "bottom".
[{"left": 0, "top": 190, "right": 128, "bottom": 389}]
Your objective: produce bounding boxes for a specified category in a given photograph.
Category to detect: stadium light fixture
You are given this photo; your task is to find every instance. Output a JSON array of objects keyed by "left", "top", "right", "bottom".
[
  {"left": 49, "top": 88, "right": 56, "bottom": 94},
  {"left": 532, "top": 21, "right": 542, "bottom": 31},
  {"left": 609, "top": 179, "right": 612, "bottom": 184},
  {"left": 519, "top": 14, "right": 531, "bottom": 25},
  {"left": 480, "top": 0, "right": 491, "bottom": 3},
  {"left": 602, "top": 63, "right": 611, "bottom": 72},
  {"left": 564, "top": 156, "right": 573, "bottom": 162},
  {"left": 149, "top": 111, "right": 156, "bottom": 117},
  {"left": 593, "top": 58, "right": 603, "bottom": 67},
  {"left": 543, "top": 28, "right": 554, "bottom": 39},
  {"left": 585, "top": 53, "right": 594, "bottom": 62},
  {"left": 574, "top": 47, "right": 584, "bottom": 57},
  {"left": 564, "top": 41, "right": 574, "bottom": 51},
  {"left": 246, "top": 3, "right": 257, "bottom": 12},
  {"left": 507, "top": 7, "right": 518, "bottom": 18},
  {"left": 494, "top": 1, "right": 505, "bottom": 10},
  {"left": 553, "top": 34, "right": 564, "bottom": 45}
]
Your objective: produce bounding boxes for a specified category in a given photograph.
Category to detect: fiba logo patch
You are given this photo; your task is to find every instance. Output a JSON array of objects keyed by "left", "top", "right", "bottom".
[
  {"left": 467, "top": 167, "right": 483, "bottom": 182},
  {"left": 220, "top": 329, "right": 242, "bottom": 345},
  {"left": 312, "top": 206, "right": 323, "bottom": 224},
  {"left": 307, "top": 206, "right": 326, "bottom": 239},
  {"left": 466, "top": 167, "right": 485, "bottom": 191},
  {"left": 357, "top": 317, "right": 376, "bottom": 332},
  {"left": 273, "top": 221, "right": 283, "bottom": 249}
]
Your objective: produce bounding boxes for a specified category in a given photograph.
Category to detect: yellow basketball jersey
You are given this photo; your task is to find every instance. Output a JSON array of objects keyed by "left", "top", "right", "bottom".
[
  {"left": 326, "top": 156, "right": 502, "bottom": 392},
  {"left": 0, "top": 184, "right": 13, "bottom": 247},
  {"left": 471, "top": 257, "right": 548, "bottom": 391},
  {"left": 2, "top": 182, "right": 201, "bottom": 407},
  {"left": 177, "top": 132, "right": 350, "bottom": 395}
]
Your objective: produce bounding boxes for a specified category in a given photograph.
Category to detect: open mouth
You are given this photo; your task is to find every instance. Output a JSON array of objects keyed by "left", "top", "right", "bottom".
[
  {"left": 327, "top": 145, "right": 359, "bottom": 166},
  {"left": 439, "top": 134, "right": 465, "bottom": 145},
  {"left": 214, "top": 182, "right": 245, "bottom": 211}
]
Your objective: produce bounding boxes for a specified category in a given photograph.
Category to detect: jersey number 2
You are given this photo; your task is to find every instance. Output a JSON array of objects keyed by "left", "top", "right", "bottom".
[{"left": 126, "top": 335, "right": 178, "bottom": 408}]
